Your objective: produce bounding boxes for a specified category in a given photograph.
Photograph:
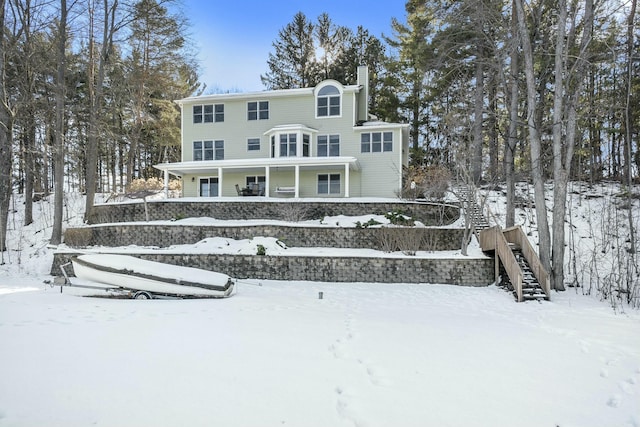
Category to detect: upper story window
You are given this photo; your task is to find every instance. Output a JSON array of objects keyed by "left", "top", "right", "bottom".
[
  {"left": 303, "top": 134, "right": 310, "bottom": 157},
  {"left": 214, "top": 140, "right": 224, "bottom": 160},
  {"left": 317, "top": 134, "right": 340, "bottom": 157},
  {"left": 360, "top": 132, "right": 393, "bottom": 153},
  {"left": 316, "top": 85, "right": 341, "bottom": 117},
  {"left": 194, "top": 140, "right": 224, "bottom": 161},
  {"left": 265, "top": 125, "right": 315, "bottom": 158},
  {"left": 214, "top": 104, "right": 224, "bottom": 122},
  {"left": 279, "top": 133, "right": 297, "bottom": 157},
  {"left": 247, "top": 138, "right": 261, "bottom": 151},
  {"left": 193, "top": 104, "right": 224, "bottom": 123},
  {"left": 248, "top": 101, "right": 269, "bottom": 120}
]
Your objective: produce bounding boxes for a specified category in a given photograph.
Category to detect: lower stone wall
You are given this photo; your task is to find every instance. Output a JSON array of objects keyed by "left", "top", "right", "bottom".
[
  {"left": 52, "top": 252, "right": 494, "bottom": 286},
  {"left": 64, "top": 224, "right": 465, "bottom": 251},
  {"left": 87, "top": 200, "right": 459, "bottom": 226}
]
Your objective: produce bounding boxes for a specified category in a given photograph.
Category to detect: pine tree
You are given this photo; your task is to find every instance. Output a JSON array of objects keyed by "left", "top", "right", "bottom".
[
  {"left": 261, "top": 12, "right": 316, "bottom": 89},
  {"left": 385, "top": 0, "right": 433, "bottom": 160},
  {"left": 126, "top": 0, "right": 197, "bottom": 182}
]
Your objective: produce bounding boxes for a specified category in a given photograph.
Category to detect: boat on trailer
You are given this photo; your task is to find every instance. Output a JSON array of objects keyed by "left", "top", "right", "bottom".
[{"left": 66, "top": 254, "right": 235, "bottom": 299}]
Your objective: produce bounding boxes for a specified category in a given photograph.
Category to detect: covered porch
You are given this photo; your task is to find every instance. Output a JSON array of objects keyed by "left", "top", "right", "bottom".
[{"left": 154, "top": 157, "right": 361, "bottom": 198}]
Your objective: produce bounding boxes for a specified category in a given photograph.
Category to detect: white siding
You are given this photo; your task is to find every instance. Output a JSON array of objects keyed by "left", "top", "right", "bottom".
[{"left": 176, "top": 80, "right": 406, "bottom": 198}]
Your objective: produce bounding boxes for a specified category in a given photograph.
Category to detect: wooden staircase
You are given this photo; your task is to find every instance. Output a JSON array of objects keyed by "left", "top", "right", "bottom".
[
  {"left": 454, "top": 182, "right": 550, "bottom": 302},
  {"left": 479, "top": 226, "right": 550, "bottom": 302},
  {"left": 453, "top": 184, "right": 490, "bottom": 235}
]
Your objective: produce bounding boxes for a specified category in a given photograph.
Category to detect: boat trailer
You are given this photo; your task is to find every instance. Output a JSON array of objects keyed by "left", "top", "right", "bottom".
[{"left": 58, "top": 262, "right": 184, "bottom": 300}]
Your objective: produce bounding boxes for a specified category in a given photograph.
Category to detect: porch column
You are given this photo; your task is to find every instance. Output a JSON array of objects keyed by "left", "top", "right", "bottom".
[
  {"left": 265, "top": 166, "right": 270, "bottom": 197},
  {"left": 294, "top": 165, "right": 300, "bottom": 198},
  {"left": 218, "top": 167, "right": 223, "bottom": 197},
  {"left": 344, "top": 163, "right": 350, "bottom": 198},
  {"left": 163, "top": 168, "right": 169, "bottom": 198}
]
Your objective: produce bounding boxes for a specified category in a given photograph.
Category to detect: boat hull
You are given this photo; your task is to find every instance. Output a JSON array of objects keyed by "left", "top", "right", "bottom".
[{"left": 72, "top": 254, "right": 234, "bottom": 298}]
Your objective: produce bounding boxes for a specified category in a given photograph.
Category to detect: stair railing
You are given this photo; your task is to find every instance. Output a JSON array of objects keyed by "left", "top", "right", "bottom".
[
  {"left": 502, "top": 226, "right": 551, "bottom": 300},
  {"left": 479, "top": 225, "right": 524, "bottom": 302}
]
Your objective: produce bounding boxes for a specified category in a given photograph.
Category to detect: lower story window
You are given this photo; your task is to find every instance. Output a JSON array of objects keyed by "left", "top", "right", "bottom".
[
  {"left": 318, "top": 174, "right": 340, "bottom": 195},
  {"left": 199, "top": 177, "right": 218, "bottom": 197}
]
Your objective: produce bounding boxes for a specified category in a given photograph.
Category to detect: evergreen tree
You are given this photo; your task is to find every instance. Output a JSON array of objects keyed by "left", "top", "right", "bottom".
[
  {"left": 315, "top": 13, "right": 351, "bottom": 81},
  {"left": 385, "top": 0, "right": 434, "bottom": 161},
  {"left": 261, "top": 12, "right": 316, "bottom": 89},
  {"left": 333, "top": 26, "right": 387, "bottom": 116},
  {"left": 261, "top": 11, "right": 385, "bottom": 97},
  {"left": 125, "top": 0, "right": 198, "bottom": 183}
]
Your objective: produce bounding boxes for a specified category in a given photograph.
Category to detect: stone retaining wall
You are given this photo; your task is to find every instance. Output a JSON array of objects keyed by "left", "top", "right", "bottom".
[
  {"left": 56, "top": 200, "right": 489, "bottom": 287},
  {"left": 52, "top": 252, "right": 493, "bottom": 286},
  {"left": 87, "top": 200, "right": 459, "bottom": 226},
  {"left": 63, "top": 224, "right": 465, "bottom": 251}
]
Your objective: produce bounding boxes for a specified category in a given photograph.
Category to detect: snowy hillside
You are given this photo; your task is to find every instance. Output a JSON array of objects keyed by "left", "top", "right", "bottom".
[{"left": 0, "top": 185, "right": 639, "bottom": 427}]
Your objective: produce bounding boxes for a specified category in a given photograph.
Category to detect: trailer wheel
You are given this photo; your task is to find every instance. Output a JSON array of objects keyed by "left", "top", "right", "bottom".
[{"left": 134, "top": 291, "right": 152, "bottom": 300}]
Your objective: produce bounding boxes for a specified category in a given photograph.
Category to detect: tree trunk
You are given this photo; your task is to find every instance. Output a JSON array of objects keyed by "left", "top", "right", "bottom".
[
  {"left": 0, "top": 0, "right": 14, "bottom": 253},
  {"left": 514, "top": 0, "right": 552, "bottom": 275},
  {"left": 505, "top": 0, "right": 519, "bottom": 228},
  {"left": 472, "top": 48, "right": 484, "bottom": 184},
  {"left": 50, "top": 0, "right": 67, "bottom": 245},
  {"left": 551, "top": 0, "right": 594, "bottom": 292},
  {"left": 550, "top": 0, "right": 568, "bottom": 292},
  {"left": 15, "top": 0, "right": 37, "bottom": 227},
  {"left": 23, "top": 118, "right": 35, "bottom": 226},
  {"left": 84, "top": 0, "right": 118, "bottom": 220},
  {"left": 624, "top": 0, "right": 637, "bottom": 256},
  {"left": 84, "top": 3, "right": 98, "bottom": 220},
  {"left": 487, "top": 73, "right": 498, "bottom": 181}
]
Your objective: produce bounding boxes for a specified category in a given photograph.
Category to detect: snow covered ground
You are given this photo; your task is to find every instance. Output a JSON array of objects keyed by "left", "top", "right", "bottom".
[{"left": 0, "top": 189, "right": 639, "bottom": 427}]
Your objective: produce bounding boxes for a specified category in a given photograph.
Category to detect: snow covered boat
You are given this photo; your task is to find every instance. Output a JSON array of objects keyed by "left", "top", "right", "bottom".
[{"left": 70, "top": 254, "right": 234, "bottom": 299}]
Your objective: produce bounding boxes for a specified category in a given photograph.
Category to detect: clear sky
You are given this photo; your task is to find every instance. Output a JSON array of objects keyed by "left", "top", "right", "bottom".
[{"left": 178, "top": 0, "right": 408, "bottom": 93}]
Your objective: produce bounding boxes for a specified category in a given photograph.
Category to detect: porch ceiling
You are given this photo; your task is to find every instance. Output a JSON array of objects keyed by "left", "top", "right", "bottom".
[{"left": 154, "top": 157, "right": 361, "bottom": 177}]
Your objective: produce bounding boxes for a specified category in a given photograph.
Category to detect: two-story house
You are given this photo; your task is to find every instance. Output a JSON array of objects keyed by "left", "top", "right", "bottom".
[{"left": 154, "top": 66, "right": 409, "bottom": 199}]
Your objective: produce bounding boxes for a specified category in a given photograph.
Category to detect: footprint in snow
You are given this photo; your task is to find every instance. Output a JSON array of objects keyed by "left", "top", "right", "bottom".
[
  {"left": 579, "top": 340, "right": 589, "bottom": 354},
  {"left": 607, "top": 394, "right": 622, "bottom": 408},
  {"left": 619, "top": 381, "right": 633, "bottom": 395},
  {"left": 358, "top": 358, "right": 389, "bottom": 387}
]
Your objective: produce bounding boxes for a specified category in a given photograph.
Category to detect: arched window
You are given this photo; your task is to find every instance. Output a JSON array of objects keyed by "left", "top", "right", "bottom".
[{"left": 317, "top": 84, "right": 341, "bottom": 117}]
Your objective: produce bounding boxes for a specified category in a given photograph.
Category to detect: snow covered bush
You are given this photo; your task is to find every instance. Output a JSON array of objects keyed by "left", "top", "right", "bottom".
[
  {"left": 275, "top": 203, "right": 313, "bottom": 222},
  {"left": 402, "top": 165, "right": 451, "bottom": 201}
]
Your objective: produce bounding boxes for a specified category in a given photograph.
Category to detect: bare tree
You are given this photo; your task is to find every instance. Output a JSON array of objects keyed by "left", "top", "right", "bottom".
[
  {"left": 84, "top": 0, "right": 122, "bottom": 221},
  {"left": 0, "top": 0, "right": 15, "bottom": 253},
  {"left": 50, "top": 0, "right": 69, "bottom": 245},
  {"left": 516, "top": 0, "right": 594, "bottom": 291},
  {"left": 550, "top": 0, "right": 594, "bottom": 292},
  {"left": 624, "top": 0, "right": 637, "bottom": 258},
  {"left": 514, "top": 0, "right": 552, "bottom": 279},
  {"left": 504, "top": 0, "right": 519, "bottom": 228}
]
